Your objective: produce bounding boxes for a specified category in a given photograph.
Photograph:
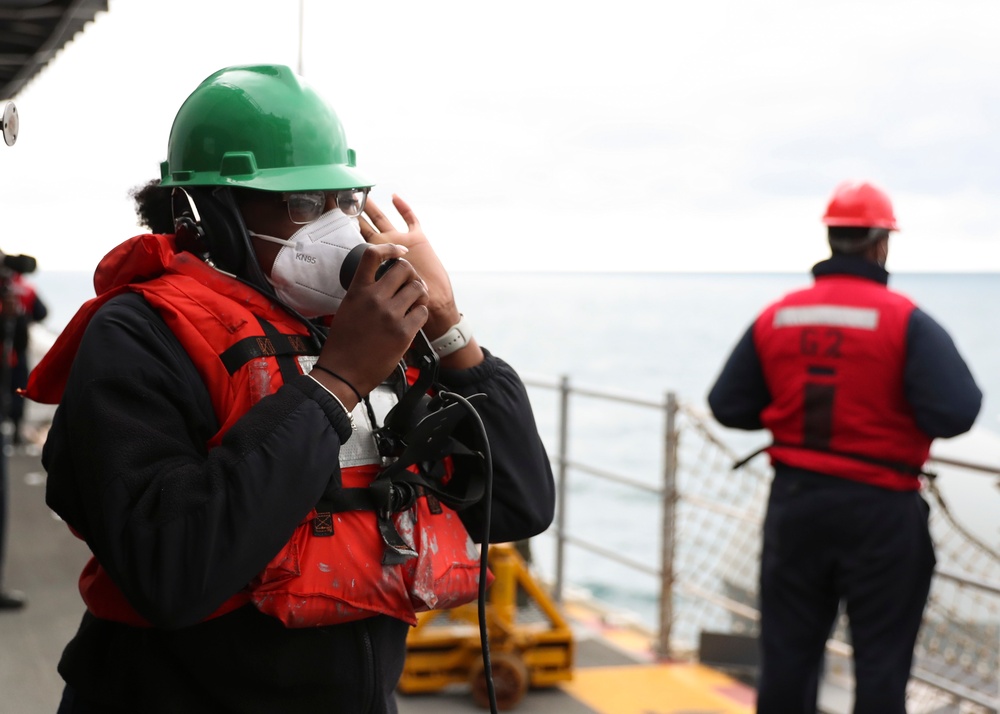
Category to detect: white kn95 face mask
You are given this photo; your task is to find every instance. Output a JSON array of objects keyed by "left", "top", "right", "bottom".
[{"left": 250, "top": 208, "right": 367, "bottom": 318}]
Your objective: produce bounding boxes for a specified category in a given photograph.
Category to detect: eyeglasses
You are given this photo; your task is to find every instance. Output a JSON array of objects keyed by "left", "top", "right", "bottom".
[{"left": 283, "top": 188, "right": 370, "bottom": 224}]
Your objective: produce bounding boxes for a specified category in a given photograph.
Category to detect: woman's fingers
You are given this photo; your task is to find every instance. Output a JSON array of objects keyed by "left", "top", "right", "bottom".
[{"left": 362, "top": 198, "right": 397, "bottom": 235}]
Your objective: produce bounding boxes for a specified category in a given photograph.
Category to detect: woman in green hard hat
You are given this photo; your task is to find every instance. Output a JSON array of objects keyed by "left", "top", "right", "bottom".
[{"left": 29, "top": 65, "right": 555, "bottom": 714}]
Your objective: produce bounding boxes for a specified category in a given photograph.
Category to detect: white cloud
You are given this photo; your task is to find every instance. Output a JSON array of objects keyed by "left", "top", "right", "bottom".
[{"left": 3, "top": 0, "right": 1000, "bottom": 273}]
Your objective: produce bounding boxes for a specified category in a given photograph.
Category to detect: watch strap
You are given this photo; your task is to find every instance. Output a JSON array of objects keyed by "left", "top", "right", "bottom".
[{"left": 429, "top": 314, "right": 472, "bottom": 357}]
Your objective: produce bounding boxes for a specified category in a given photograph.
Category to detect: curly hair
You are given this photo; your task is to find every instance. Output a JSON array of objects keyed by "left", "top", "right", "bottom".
[{"left": 129, "top": 179, "right": 174, "bottom": 234}]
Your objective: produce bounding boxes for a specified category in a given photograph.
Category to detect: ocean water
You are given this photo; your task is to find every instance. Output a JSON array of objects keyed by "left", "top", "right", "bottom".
[
  {"left": 35, "top": 270, "right": 998, "bottom": 425},
  {"left": 26, "top": 269, "right": 1000, "bottom": 627}
]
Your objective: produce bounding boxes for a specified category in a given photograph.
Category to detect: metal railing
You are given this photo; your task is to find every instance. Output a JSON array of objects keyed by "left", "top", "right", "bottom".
[
  {"left": 523, "top": 374, "right": 1000, "bottom": 710},
  {"left": 524, "top": 374, "right": 679, "bottom": 656}
]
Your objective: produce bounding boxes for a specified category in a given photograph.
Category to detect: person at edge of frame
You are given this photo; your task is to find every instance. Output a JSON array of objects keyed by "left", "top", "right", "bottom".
[
  {"left": 6, "top": 271, "right": 47, "bottom": 446},
  {"left": 706, "top": 180, "right": 982, "bottom": 714},
  {"left": 0, "top": 271, "right": 47, "bottom": 611},
  {"left": 24, "top": 64, "right": 555, "bottom": 714}
]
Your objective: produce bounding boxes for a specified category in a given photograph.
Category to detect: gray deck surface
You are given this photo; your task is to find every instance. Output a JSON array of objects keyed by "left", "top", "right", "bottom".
[{"left": 1, "top": 447, "right": 92, "bottom": 714}]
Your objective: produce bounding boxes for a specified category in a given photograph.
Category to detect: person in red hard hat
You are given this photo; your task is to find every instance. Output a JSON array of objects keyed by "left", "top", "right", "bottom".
[{"left": 707, "top": 180, "right": 981, "bottom": 714}]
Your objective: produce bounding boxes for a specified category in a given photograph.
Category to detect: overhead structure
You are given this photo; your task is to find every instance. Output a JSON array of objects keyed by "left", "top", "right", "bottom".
[{"left": 0, "top": 0, "right": 107, "bottom": 99}]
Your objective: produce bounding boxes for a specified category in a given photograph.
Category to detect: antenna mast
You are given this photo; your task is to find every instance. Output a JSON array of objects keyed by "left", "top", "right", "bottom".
[{"left": 297, "top": 0, "right": 305, "bottom": 75}]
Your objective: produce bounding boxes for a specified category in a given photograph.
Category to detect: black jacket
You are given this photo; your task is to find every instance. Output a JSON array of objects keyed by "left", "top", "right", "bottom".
[{"left": 43, "top": 292, "right": 555, "bottom": 714}]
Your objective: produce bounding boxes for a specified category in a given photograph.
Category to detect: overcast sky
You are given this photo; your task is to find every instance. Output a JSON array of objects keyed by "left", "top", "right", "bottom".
[{"left": 2, "top": 0, "right": 999, "bottom": 273}]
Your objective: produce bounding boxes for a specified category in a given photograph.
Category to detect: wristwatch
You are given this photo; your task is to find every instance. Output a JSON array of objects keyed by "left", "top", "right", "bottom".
[{"left": 429, "top": 314, "right": 472, "bottom": 357}]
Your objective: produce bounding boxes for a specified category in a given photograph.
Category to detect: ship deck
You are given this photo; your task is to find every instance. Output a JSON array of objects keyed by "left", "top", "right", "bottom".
[{"left": 1, "top": 446, "right": 760, "bottom": 714}]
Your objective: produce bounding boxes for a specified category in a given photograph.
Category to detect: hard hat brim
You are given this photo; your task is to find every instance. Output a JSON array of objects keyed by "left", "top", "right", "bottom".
[
  {"left": 822, "top": 216, "right": 899, "bottom": 231},
  {"left": 161, "top": 162, "right": 375, "bottom": 192}
]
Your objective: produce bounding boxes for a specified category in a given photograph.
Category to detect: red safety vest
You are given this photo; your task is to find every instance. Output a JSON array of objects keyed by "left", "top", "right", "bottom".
[
  {"left": 27, "top": 234, "right": 485, "bottom": 627},
  {"left": 753, "top": 273, "right": 931, "bottom": 491}
]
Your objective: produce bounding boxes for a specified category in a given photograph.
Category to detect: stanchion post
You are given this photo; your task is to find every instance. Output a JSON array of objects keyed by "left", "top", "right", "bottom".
[
  {"left": 657, "top": 391, "right": 679, "bottom": 658},
  {"left": 553, "top": 375, "right": 570, "bottom": 603}
]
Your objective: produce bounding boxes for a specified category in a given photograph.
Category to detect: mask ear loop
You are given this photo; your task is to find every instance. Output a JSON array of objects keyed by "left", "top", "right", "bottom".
[{"left": 212, "top": 187, "right": 274, "bottom": 290}]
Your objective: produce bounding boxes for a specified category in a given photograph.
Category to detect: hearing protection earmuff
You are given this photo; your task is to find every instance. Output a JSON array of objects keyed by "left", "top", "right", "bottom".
[{"left": 171, "top": 187, "right": 206, "bottom": 243}]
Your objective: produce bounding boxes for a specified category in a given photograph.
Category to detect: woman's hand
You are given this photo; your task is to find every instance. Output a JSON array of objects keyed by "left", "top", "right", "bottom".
[
  {"left": 358, "top": 195, "right": 460, "bottom": 339},
  {"left": 314, "top": 243, "right": 428, "bottom": 405},
  {"left": 358, "top": 194, "right": 484, "bottom": 370}
]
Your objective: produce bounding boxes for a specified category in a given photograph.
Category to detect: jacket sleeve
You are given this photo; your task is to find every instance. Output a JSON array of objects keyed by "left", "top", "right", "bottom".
[
  {"left": 438, "top": 350, "right": 555, "bottom": 544},
  {"left": 905, "top": 307, "right": 982, "bottom": 438},
  {"left": 31, "top": 291, "right": 48, "bottom": 322},
  {"left": 43, "top": 294, "right": 353, "bottom": 629},
  {"left": 707, "top": 322, "right": 772, "bottom": 430}
]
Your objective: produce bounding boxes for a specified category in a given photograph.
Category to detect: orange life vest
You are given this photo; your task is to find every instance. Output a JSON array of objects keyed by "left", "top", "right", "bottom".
[
  {"left": 753, "top": 274, "right": 931, "bottom": 490},
  {"left": 27, "top": 234, "right": 486, "bottom": 627}
]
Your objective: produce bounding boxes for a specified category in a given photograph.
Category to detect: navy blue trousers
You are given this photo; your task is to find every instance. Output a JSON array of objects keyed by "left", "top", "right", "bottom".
[{"left": 756, "top": 467, "right": 935, "bottom": 714}]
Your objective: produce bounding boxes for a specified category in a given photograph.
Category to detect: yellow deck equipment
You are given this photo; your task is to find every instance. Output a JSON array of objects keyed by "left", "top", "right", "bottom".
[{"left": 398, "top": 543, "right": 575, "bottom": 710}]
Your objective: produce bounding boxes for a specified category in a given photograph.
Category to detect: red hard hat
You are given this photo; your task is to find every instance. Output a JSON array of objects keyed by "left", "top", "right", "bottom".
[{"left": 821, "top": 180, "right": 899, "bottom": 231}]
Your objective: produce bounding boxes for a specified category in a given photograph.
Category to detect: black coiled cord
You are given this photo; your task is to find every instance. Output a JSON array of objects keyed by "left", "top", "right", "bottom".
[{"left": 437, "top": 390, "right": 497, "bottom": 714}]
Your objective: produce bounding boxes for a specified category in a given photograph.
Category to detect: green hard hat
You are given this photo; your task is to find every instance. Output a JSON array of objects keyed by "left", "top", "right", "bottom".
[{"left": 160, "top": 64, "right": 372, "bottom": 192}]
